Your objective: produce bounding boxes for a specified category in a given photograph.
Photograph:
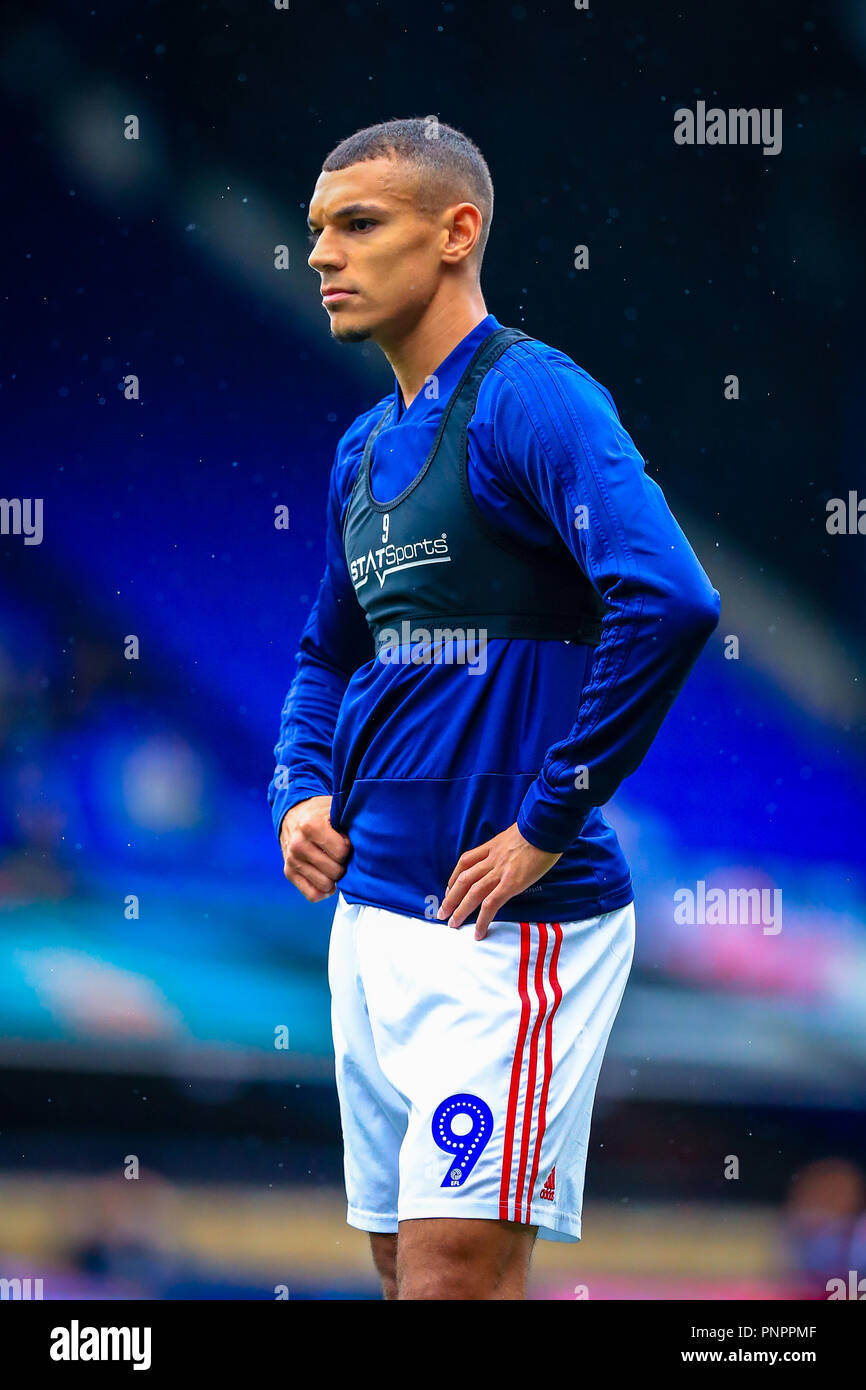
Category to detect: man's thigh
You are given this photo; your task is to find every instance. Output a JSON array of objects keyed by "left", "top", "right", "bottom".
[{"left": 395, "top": 1217, "right": 538, "bottom": 1300}]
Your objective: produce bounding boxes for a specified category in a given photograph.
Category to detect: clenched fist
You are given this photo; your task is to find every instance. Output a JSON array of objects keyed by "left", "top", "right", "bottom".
[{"left": 279, "top": 795, "right": 352, "bottom": 902}]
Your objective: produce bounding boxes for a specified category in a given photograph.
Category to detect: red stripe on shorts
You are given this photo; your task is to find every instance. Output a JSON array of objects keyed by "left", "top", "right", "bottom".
[
  {"left": 525, "top": 921, "right": 563, "bottom": 1220},
  {"left": 513, "top": 923, "right": 549, "bottom": 1222},
  {"left": 499, "top": 921, "right": 533, "bottom": 1221}
]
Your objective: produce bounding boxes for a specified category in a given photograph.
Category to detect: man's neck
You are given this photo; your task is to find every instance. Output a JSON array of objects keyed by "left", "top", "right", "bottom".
[{"left": 381, "top": 288, "right": 489, "bottom": 412}]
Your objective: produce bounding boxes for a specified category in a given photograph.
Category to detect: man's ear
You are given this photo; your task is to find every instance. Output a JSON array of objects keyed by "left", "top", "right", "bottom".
[{"left": 442, "top": 203, "right": 483, "bottom": 263}]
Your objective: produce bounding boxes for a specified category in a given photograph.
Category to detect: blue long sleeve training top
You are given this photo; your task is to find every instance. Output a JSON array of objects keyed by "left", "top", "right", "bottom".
[{"left": 269, "top": 314, "right": 720, "bottom": 923}]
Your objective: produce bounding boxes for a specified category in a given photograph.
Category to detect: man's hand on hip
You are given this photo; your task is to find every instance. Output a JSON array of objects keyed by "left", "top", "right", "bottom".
[{"left": 438, "top": 822, "right": 561, "bottom": 941}]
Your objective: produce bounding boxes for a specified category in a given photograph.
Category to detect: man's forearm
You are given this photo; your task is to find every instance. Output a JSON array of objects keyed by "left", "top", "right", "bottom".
[
  {"left": 517, "top": 572, "right": 720, "bottom": 853},
  {"left": 268, "top": 642, "right": 351, "bottom": 839}
]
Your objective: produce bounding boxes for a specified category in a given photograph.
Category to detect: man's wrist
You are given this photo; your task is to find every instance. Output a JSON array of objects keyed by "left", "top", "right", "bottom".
[
  {"left": 272, "top": 787, "right": 332, "bottom": 840},
  {"left": 517, "top": 784, "right": 591, "bottom": 855}
]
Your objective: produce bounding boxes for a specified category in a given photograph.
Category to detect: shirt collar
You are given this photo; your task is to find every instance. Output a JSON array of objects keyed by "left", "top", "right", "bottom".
[{"left": 391, "top": 313, "right": 502, "bottom": 424}]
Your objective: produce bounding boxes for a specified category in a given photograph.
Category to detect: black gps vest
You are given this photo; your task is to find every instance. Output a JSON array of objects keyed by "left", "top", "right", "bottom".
[{"left": 341, "top": 326, "right": 606, "bottom": 651}]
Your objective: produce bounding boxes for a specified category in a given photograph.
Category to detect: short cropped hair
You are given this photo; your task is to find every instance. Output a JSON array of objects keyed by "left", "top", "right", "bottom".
[{"left": 321, "top": 117, "right": 494, "bottom": 262}]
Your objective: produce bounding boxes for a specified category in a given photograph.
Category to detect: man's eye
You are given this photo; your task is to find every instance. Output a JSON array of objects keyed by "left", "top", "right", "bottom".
[{"left": 350, "top": 219, "right": 376, "bottom": 232}]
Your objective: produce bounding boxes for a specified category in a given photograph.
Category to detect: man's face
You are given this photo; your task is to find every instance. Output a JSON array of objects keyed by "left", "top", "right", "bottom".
[{"left": 307, "top": 158, "right": 445, "bottom": 344}]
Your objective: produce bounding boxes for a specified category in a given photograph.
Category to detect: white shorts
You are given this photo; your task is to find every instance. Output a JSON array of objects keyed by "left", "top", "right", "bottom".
[{"left": 327, "top": 890, "right": 635, "bottom": 1242}]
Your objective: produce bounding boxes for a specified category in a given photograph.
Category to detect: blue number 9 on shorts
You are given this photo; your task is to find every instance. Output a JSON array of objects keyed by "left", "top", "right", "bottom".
[{"left": 431, "top": 1093, "right": 494, "bottom": 1188}]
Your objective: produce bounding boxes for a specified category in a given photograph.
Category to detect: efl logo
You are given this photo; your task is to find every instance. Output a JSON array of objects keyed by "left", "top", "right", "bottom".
[{"left": 674, "top": 101, "right": 782, "bottom": 156}]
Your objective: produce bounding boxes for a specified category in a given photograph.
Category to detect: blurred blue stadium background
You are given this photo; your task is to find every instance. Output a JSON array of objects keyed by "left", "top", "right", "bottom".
[{"left": 0, "top": 0, "right": 864, "bottom": 1299}]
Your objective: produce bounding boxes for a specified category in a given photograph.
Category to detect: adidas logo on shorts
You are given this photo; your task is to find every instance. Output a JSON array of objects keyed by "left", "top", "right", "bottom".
[{"left": 540, "top": 1166, "right": 556, "bottom": 1202}]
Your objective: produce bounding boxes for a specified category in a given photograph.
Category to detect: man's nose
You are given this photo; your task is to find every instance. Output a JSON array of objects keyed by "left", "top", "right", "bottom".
[{"left": 308, "top": 229, "right": 344, "bottom": 272}]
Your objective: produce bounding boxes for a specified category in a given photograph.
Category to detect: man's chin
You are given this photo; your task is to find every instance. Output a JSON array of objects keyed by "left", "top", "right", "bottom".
[{"left": 330, "top": 319, "right": 372, "bottom": 344}]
